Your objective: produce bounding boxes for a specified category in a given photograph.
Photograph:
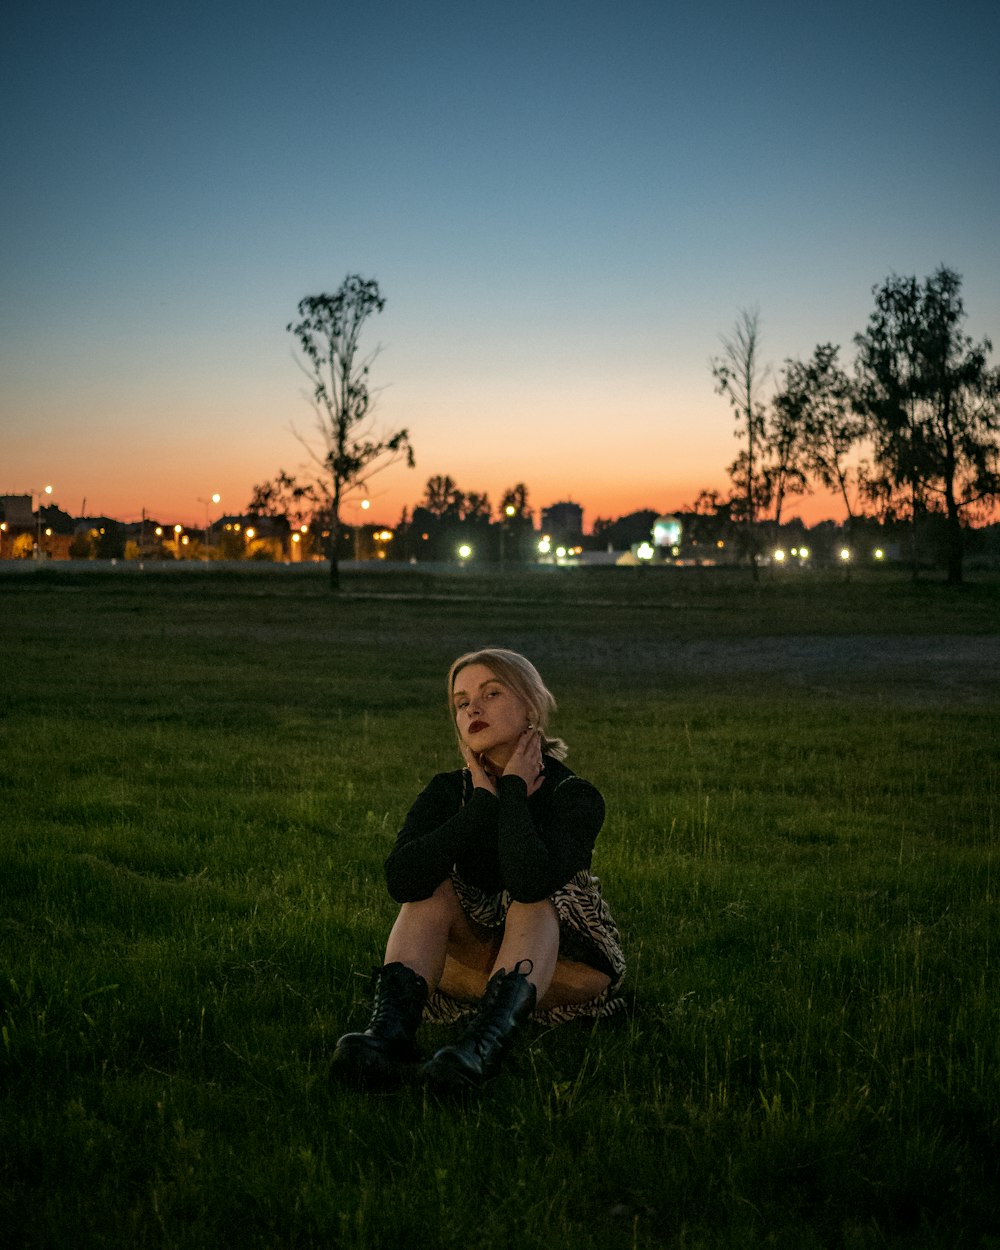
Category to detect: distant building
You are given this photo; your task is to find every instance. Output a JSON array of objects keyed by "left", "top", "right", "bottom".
[
  {"left": 540, "top": 501, "right": 584, "bottom": 545},
  {"left": 652, "top": 515, "right": 683, "bottom": 552},
  {"left": 0, "top": 494, "right": 34, "bottom": 528}
]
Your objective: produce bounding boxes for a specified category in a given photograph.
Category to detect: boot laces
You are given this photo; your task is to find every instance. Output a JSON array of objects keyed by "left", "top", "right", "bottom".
[
  {"left": 367, "top": 966, "right": 423, "bottom": 1030},
  {"left": 464, "top": 961, "right": 535, "bottom": 1056}
]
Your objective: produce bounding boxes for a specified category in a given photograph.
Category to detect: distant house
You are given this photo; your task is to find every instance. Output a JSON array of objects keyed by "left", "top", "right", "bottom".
[
  {"left": 0, "top": 494, "right": 65, "bottom": 558},
  {"left": 71, "top": 517, "right": 126, "bottom": 559},
  {"left": 0, "top": 494, "right": 34, "bottom": 529},
  {"left": 540, "top": 501, "right": 584, "bottom": 546}
]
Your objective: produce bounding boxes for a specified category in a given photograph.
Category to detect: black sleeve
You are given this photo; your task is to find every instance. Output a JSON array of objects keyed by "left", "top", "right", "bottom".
[
  {"left": 497, "top": 775, "right": 606, "bottom": 903},
  {"left": 384, "top": 773, "right": 499, "bottom": 903}
]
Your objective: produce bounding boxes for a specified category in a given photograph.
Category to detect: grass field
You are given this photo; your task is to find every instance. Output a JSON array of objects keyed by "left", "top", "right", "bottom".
[{"left": 1, "top": 566, "right": 998, "bottom": 1249}]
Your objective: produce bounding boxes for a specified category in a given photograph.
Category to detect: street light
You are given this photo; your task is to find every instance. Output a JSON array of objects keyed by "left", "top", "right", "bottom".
[
  {"left": 198, "top": 493, "right": 221, "bottom": 559},
  {"left": 354, "top": 498, "right": 371, "bottom": 560},
  {"left": 499, "top": 503, "right": 516, "bottom": 571},
  {"left": 35, "top": 484, "right": 53, "bottom": 559}
]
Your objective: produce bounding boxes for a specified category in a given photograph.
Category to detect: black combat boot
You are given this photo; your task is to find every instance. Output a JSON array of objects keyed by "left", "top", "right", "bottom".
[
  {"left": 421, "top": 961, "right": 536, "bottom": 1092},
  {"left": 330, "top": 962, "right": 428, "bottom": 1084}
]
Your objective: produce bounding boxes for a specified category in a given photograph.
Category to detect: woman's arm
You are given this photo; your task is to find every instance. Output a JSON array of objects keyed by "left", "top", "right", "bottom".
[
  {"left": 497, "top": 774, "right": 605, "bottom": 902},
  {"left": 384, "top": 773, "right": 498, "bottom": 902}
]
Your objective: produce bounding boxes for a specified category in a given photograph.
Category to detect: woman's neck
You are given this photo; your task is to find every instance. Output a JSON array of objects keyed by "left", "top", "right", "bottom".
[{"left": 482, "top": 746, "right": 514, "bottom": 774}]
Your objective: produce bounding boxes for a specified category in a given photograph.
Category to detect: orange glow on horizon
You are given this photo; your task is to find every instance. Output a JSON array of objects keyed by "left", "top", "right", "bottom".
[{"left": 15, "top": 472, "right": 854, "bottom": 532}]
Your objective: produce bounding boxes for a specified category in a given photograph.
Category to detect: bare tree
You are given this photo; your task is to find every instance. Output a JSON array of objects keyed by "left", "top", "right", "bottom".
[
  {"left": 286, "top": 275, "right": 414, "bottom": 590},
  {"left": 711, "top": 308, "right": 768, "bottom": 579}
]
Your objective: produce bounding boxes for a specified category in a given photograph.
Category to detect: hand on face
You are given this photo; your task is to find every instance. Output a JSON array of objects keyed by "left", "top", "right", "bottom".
[{"left": 452, "top": 664, "right": 544, "bottom": 793}]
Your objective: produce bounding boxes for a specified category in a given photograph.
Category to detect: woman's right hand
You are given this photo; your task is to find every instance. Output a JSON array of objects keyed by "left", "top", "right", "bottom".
[{"left": 461, "top": 745, "right": 497, "bottom": 795}]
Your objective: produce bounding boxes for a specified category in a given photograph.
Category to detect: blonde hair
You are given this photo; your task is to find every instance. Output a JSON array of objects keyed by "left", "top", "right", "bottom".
[{"left": 447, "top": 648, "right": 568, "bottom": 761}]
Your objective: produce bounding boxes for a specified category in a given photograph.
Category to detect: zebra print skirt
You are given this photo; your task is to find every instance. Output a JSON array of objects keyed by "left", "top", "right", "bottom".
[{"left": 423, "top": 869, "right": 626, "bottom": 1026}]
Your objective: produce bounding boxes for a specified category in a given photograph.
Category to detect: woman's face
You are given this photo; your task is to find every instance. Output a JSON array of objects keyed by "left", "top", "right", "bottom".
[{"left": 451, "top": 663, "right": 531, "bottom": 763}]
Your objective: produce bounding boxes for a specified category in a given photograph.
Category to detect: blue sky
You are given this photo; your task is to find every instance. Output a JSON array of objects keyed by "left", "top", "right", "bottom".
[{"left": 3, "top": 0, "right": 998, "bottom": 526}]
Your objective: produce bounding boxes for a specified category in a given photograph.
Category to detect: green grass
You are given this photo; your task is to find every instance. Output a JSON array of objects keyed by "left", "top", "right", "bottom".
[{"left": 1, "top": 567, "right": 998, "bottom": 1248}]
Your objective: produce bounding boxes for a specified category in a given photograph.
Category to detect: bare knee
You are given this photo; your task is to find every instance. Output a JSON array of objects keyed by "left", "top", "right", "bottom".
[
  {"left": 397, "top": 879, "right": 462, "bottom": 923},
  {"left": 505, "top": 898, "right": 558, "bottom": 918},
  {"left": 504, "top": 898, "right": 560, "bottom": 935}
]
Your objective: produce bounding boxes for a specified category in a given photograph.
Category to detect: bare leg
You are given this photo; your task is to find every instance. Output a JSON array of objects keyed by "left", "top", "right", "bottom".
[
  {"left": 492, "top": 900, "right": 612, "bottom": 1010},
  {"left": 386, "top": 885, "right": 613, "bottom": 1012},
  {"left": 489, "top": 899, "right": 561, "bottom": 1000},
  {"left": 384, "top": 879, "right": 496, "bottom": 994},
  {"left": 540, "top": 960, "right": 611, "bottom": 1010}
]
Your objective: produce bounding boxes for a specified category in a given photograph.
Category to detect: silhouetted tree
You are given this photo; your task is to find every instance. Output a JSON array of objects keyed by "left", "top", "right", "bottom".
[
  {"left": 422, "top": 475, "right": 464, "bottom": 519},
  {"left": 712, "top": 308, "right": 768, "bottom": 579},
  {"left": 775, "top": 344, "right": 867, "bottom": 525},
  {"left": 286, "top": 276, "right": 415, "bottom": 590},
  {"left": 499, "top": 483, "right": 533, "bottom": 563},
  {"left": 500, "top": 483, "right": 532, "bottom": 520},
  {"left": 763, "top": 365, "right": 810, "bottom": 527},
  {"left": 680, "top": 490, "right": 739, "bottom": 555},
  {"left": 854, "top": 268, "right": 1000, "bottom": 584},
  {"left": 412, "top": 476, "right": 497, "bottom": 560},
  {"left": 590, "top": 510, "right": 659, "bottom": 550},
  {"left": 248, "top": 469, "right": 318, "bottom": 530}
]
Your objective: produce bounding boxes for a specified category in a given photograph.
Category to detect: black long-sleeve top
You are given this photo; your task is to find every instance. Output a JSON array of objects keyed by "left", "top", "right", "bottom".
[{"left": 384, "top": 756, "right": 606, "bottom": 905}]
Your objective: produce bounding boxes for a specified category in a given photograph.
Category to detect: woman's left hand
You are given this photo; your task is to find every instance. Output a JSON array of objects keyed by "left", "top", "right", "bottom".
[
  {"left": 461, "top": 744, "right": 497, "bottom": 795},
  {"left": 503, "top": 728, "right": 545, "bottom": 796}
]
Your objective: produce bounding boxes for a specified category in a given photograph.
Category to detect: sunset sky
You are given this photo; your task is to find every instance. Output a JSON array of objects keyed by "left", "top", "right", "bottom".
[{"left": 3, "top": 0, "right": 999, "bottom": 531}]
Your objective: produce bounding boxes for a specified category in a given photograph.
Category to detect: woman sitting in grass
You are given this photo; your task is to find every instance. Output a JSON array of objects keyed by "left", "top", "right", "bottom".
[{"left": 332, "top": 647, "right": 625, "bottom": 1092}]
